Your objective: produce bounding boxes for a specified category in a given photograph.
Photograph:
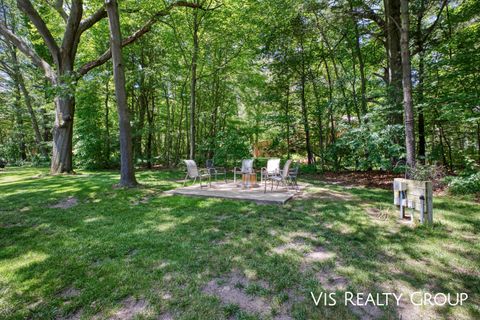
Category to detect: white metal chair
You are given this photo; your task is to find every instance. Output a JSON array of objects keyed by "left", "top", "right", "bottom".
[
  {"left": 183, "top": 160, "right": 211, "bottom": 188},
  {"left": 261, "top": 158, "right": 280, "bottom": 183},
  {"left": 264, "top": 159, "right": 292, "bottom": 193}
]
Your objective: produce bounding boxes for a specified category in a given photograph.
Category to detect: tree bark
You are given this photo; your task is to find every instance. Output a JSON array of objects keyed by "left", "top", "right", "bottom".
[
  {"left": 400, "top": 0, "right": 416, "bottom": 172},
  {"left": 106, "top": 0, "right": 137, "bottom": 187},
  {"left": 386, "top": 0, "right": 403, "bottom": 125},
  {"left": 349, "top": 0, "right": 367, "bottom": 116},
  {"left": 50, "top": 91, "right": 74, "bottom": 173},
  {"left": 189, "top": 7, "right": 199, "bottom": 160}
]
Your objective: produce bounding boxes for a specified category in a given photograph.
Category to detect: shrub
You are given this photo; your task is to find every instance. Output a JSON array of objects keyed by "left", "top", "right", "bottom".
[{"left": 445, "top": 172, "right": 480, "bottom": 195}]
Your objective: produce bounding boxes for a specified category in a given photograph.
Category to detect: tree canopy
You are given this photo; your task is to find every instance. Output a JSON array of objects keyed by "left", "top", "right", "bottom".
[{"left": 1, "top": 0, "right": 479, "bottom": 179}]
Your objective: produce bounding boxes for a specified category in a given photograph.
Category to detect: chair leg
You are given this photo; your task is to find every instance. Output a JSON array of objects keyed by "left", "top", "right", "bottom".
[{"left": 183, "top": 173, "right": 189, "bottom": 186}]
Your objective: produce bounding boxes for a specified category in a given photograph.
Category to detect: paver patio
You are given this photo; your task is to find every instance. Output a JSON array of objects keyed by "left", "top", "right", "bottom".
[{"left": 167, "top": 181, "right": 304, "bottom": 204}]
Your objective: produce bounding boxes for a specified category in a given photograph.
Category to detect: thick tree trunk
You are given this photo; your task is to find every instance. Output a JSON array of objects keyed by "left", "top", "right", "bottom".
[
  {"left": 400, "top": 0, "right": 416, "bottom": 172},
  {"left": 189, "top": 8, "right": 199, "bottom": 160},
  {"left": 106, "top": 0, "right": 137, "bottom": 187},
  {"left": 51, "top": 93, "right": 75, "bottom": 173}
]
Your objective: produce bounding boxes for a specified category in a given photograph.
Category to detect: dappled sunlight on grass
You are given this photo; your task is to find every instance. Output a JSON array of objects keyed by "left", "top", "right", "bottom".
[{"left": 0, "top": 167, "right": 478, "bottom": 319}]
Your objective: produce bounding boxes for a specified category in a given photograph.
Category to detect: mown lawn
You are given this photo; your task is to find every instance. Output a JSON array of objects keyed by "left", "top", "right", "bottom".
[{"left": 0, "top": 167, "right": 478, "bottom": 320}]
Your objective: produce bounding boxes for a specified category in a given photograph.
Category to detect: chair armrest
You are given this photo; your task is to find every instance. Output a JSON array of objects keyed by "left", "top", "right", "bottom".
[{"left": 199, "top": 168, "right": 210, "bottom": 175}]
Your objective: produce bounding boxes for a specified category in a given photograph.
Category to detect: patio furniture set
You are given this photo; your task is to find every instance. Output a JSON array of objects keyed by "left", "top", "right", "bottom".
[{"left": 183, "top": 159, "right": 299, "bottom": 193}]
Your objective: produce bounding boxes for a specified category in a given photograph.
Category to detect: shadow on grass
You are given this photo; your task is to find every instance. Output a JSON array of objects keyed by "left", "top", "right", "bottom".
[{"left": 0, "top": 168, "right": 478, "bottom": 319}]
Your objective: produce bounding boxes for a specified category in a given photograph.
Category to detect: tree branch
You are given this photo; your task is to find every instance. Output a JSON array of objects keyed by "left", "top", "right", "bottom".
[
  {"left": 47, "top": 0, "right": 68, "bottom": 22},
  {"left": 61, "top": 0, "right": 83, "bottom": 62},
  {"left": 0, "top": 23, "right": 54, "bottom": 79},
  {"left": 78, "top": 6, "right": 107, "bottom": 35},
  {"left": 17, "top": 0, "right": 61, "bottom": 65},
  {"left": 77, "top": 1, "right": 202, "bottom": 76}
]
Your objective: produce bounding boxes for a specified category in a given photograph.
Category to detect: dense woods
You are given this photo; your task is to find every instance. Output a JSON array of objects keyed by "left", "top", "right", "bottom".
[{"left": 1, "top": 0, "right": 479, "bottom": 181}]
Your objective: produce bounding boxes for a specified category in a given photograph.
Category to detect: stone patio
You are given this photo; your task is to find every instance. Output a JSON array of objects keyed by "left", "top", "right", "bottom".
[{"left": 167, "top": 181, "right": 304, "bottom": 205}]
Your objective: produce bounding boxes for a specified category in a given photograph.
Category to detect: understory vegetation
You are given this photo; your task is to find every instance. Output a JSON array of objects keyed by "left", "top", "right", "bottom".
[{"left": 0, "top": 0, "right": 479, "bottom": 185}]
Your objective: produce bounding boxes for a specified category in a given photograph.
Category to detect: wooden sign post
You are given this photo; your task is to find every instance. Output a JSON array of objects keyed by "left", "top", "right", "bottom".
[{"left": 393, "top": 178, "right": 433, "bottom": 224}]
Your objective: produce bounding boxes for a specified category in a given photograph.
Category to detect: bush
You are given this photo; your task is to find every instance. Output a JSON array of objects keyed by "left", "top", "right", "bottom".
[{"left": 445, "top": 172, "right": 480, "bottom": 195}]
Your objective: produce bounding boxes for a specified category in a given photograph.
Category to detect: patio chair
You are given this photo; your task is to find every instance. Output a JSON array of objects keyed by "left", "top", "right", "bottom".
[
  {"left": 206, "top": 159, "right": 227, "bottom": 183},
  {"left": 287, "top": 163, "right": 299, "bottom": 191},
  {"left": 233, "top": 159, "right": 254, "bottom": 183},
  {"left": 183, "top": 160, "right": 211, "bottom": 188},
  {"left": 264, "top": 159, "right": 292, "bottom": 193},
  {"left": 260, "top": 158, "right": 280, "bottom": 183}
]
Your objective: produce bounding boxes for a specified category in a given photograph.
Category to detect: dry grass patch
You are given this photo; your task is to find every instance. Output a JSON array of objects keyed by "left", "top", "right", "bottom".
[{"left": 49, "top": 196, "right": 78, "bottom": 209}]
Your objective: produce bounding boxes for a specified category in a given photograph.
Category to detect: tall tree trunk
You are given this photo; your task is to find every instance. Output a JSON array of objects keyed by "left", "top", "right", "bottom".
[
  {"left": 284, "top": 83, "right": 291, "bottom": 157},
  {"left": 299, "top": 33, "right": 313, "bottom": 165},
  {"left": 189, "top": 7, "right": 199, "bottom": 160},
  {"left": 311, "top": 76, "right": 324, "bottom": 170},
  {"left": 350, "top": 0, "right": 367, "bottom": 116},
  {"left": 146, "top": 93, "right": 154, "bottom": 169},
  {"left": 10, "top": 48, "right": 47, "bottom": 158},
  {"left": 400, "top": 0, "right": 416, "bottom": 172},
  {"left": 386, "top": 0, "right": 403, "bottom": 125},
  {"left": 417, "top": 50, "right": 426, "bottom": 163},
  {"left": 14, "top": 84, "right": 27, "bottom": 160},
  {"left": 106, "top": 0, "right": 137, "bottom": 187},
  {"left": 105, "top": 80, "right": 111, "bottom": 163},
  {"left": 51, "top": 91, "right": 75, "bottom": 173},
  {"left": 477, "top": 121, "right": 480, "bottom": 164}
]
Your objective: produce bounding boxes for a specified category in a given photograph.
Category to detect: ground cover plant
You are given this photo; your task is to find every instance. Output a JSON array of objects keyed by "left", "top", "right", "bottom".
[{"left": 1, "top": 167, "right": 478, "bottom": 319}]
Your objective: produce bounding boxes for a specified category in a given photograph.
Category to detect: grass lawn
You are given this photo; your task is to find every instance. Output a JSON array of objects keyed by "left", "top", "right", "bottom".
[{"left": 0, "top": 167, "right": 478, "bottom": 320}]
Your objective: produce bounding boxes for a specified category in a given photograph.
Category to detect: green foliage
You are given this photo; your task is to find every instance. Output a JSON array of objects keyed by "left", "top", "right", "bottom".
[
  {"left": 205, "top": 124, "right": 252, "bottom": 167},
  {"left": 445, "top": 172, "right": 480, "bottom": 195},
  {"left": 74, "top": 76, "right": 118, "bottom": 169}
]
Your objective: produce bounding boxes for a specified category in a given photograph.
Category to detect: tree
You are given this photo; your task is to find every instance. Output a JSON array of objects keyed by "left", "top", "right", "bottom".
[
  {"left": 105, "top": 0, "right": 137, "bottom": 187},
  {"left": 400, "top": 0, "right": 415, "bottom": 171},
  {"left": 0, "top": 0, "right": 201, "bottom": 174}
]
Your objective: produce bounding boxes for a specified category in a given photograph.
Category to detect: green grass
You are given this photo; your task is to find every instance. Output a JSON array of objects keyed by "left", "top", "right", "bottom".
[{"left": 0, "top": 167, "right": 478, "bottom": 319}]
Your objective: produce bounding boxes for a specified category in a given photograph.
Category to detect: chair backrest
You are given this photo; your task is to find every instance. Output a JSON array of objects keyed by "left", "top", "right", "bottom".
[
  {"left": 266, "top": 158, "right": 280, "bottom": 174},
  {"left": 184, "top": 160, "right": 199, "bottom": 178},
  {"left": 281, "top": 159, "right": 292, "bottom": 178},
  {"left": 206, "top": 159, "right": 214, "bottom": 169},
  {"left": 241, "top": 159, "right": 254, "bottom": 173},
  {"left": 289, "top": 164, "right": 299, "bottom": 178}
]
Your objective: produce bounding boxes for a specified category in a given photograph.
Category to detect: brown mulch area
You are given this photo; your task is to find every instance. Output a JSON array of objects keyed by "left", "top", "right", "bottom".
[
  {"left": 308, "top": 171, "right": 449, "bottom": 194},
  {"left": 307, "top": 171, "right": 403, "bottom": 190}
]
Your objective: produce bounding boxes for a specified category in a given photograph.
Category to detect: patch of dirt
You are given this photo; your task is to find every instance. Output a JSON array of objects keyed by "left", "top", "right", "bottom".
[
  {"left": 57, "top": 309, "right": 83, "bottom": 320},
  {"left": 304, "top": 247, "right": 336, "bottom": 263},
  {"left": 271, "top": 240, "right": 309, "bottom": 255},
  {"left": 59, "top": 287, "right": 81, "bottom": 299},
  {"left": 131, "top": 196, "right": 151, "bottom": 206},
  {"left": 157, "top": 313, "right": 174, "bottom": 320},
  {"left": 349, "top": 303, "right": 384, "bottom": 320},
  {"left": 111, "top": 297, "right": 150, "bottom": 320},
  {"left": 202, "top": 271, "right": 292, "bottom": 319},
  {"left": 315, "top": 272, "right": 349, "bottom": 291},
  {"left": 50, "top": 196, "right": 78, "bottom": 209}
]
